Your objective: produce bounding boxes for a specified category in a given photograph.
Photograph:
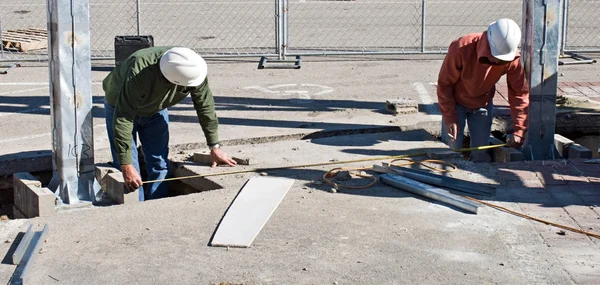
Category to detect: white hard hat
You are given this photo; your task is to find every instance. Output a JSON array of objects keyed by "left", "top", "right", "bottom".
[
  {"left": 159, "top": 47, "right": 207, "bottom": 87},
  {"left": 487, "top": 18, "right": 522, "bottom": 62}
]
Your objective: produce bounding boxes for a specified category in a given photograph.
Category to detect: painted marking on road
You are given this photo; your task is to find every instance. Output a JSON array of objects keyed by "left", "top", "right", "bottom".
[
  {"left": 0, "top": 124, "right": 106, "bottom": 144},
  {"left": 0, "top": 87, "right": 47, "bottom": 96},
  {"left": 411, "top": 81, "right": 439, "bottom": 115},
  {"left": 243, "top": 83, "right": 334, "bottom": 98}
]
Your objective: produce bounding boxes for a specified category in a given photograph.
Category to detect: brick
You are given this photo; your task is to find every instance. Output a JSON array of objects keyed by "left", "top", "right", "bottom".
[
  {"left": 548, "top": 191, "right": 585, "bottom": 206},
  {"left": 106, "top": 173, "right": 139, "bottom": 204},
  {"left": 560, "top": 87, "right": 581, "bottom": 94},
  {"left": 540, "top": 173, "right": 566, "bottom": 185},
  {"left": 567, "top": 144, "right": 593, "bottom": 159},
  {"left": 95, "top": 164, "right": 119, "bottom": 192},
  {"left": 561, "top": 174, "right": 590, "bottom": 184},
  {"left": 570, "top": 185, "right": 600, "bottom": 196},
  {"left": 590, "top": 86, "right": 600, "bottom": 92},
  {"left": 575, "top": 86, "right": 597, "bottom": 95},
  {"left": 12, "top": 172, "right": 54, "bottom": 218}
]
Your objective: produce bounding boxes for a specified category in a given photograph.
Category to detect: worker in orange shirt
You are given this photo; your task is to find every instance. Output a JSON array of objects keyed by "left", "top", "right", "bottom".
[{"left": 437, "top": 18, "right": 530, "bottom": 162}]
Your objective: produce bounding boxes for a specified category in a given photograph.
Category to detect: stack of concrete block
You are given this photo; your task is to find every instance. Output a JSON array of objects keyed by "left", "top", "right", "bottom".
[
  {"left": 13, "top": 172, "right": 55, "bottom": 218},
  {"left": 554, "top": 134, "right": 592, "bottom": 159},
  {"left": 385, "top": 98, "right": 418, "bottom": 115}
]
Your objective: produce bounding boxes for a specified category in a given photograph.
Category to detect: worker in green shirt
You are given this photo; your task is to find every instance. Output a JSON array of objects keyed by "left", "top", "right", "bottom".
[{"left": 103, "top": 46, "right": 237, "bottom": 201}]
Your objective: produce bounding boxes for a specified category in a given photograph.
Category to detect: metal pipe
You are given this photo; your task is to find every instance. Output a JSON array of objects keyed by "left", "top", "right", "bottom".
[
  {"left": 421, "top": 0, "right": 426, "bottom": 52},
  {"left": 11, "top": 224, "right": 33, "bottom": 265},
  {"left": 560, "top": 0, "right": 568, "bottom": 55},
  {"left": 281, "top": 0, "right": 288, "bottom": 59},
  {"left": 136, "top": 0, "right": 141, "bottom": 35},
  {"left": 380, "top": 174, "right": 481, "bottom": 214},
  {"left": 285, "top": 50, "right": 446, "bottom": 56}
]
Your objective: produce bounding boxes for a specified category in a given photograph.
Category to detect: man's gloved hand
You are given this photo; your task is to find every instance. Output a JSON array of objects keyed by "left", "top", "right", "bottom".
[
  {"left": 121, "top": 164, "right": 143, "bottom": 190},
  {"left": 507, "top": 134, "right": 524, "bottom": 148},
  {"left": 210, "top": 148, "right": 238, "bottom": 168}
]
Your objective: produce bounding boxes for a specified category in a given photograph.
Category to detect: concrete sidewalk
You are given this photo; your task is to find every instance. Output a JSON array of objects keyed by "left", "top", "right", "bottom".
[{"left": 0, "top": 131, "right": 598, "bottom": 284}]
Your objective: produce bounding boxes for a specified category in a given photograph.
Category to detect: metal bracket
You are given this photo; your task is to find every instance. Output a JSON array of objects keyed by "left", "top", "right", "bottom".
[
  {"left": 257, "top": 56, "right": 302, "bottom": 69},
  {"left": 9, "top": 224, "right": 49, "bottom": 285},
  {"left": 0, "top": 63, "right": 21, "bottom": 74}
]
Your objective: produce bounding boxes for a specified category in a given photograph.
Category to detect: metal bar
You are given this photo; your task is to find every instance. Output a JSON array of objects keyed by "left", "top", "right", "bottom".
[
  {"left": 380, "top": 174, "right": 481, "bottom": 214},
  {"left": 47, "top": 0, "right": 96, "bottom": 204},
  {"left": 285, "top": 50, "right": 446, "bottom": 56},
  {"left": 421, "top": 0, "right": 426, "bottom": 53},
  {"left": 373, "top": 164, "right": 495, "bottom": 196},
  {"left": 563, "top": 49, "right": 600, "bottom": 53},
  {"left": 18, "top": 225, "right": 49, "bottom": 283},
  {"left": 136, "top": 0, "right": 141, "bottom": 35},
  {"left": 11, "top": 225, "right": 33, "bottom": 265}
]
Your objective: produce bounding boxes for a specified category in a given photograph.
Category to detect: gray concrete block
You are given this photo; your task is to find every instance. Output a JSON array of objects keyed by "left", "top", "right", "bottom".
[
  {"left": 554, "top": 134, "right": 574, "bottom": 157},
  {"left": 106, "top": 173, "right": 139, "bottom": 204},
  {"left": 192, "top": 151, "right": 212, "bottom": 164},
  {"left": 28, "top": 187, "right": 55, "bottom": 217},
  {"left": 567, "top": 144, "right": 593, "bottom": 159},
  {"left": 489, "top": 136, "right": 524, "bottom": 162},
  {"left": 13, "top": 172, "right": 41, "bottom": 217},
  {"left": 95, "top": 164, "right": 119, "bottom": 193},
  {"left": 385, "top": 98, "right": 418, "bottom": 115},
  {"left": 12, "top": 172, "right": 55, "bottom": 218}
]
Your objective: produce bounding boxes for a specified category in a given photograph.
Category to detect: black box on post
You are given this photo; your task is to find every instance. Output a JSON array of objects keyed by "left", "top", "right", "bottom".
[{"left": 114, "top": 35, "right": 154, "bottom": 66}]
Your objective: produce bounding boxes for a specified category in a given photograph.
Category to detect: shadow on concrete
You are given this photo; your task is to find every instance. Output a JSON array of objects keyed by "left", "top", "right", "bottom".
[{"left": 1, "top": 231, "right": 24, "bottom": 265}]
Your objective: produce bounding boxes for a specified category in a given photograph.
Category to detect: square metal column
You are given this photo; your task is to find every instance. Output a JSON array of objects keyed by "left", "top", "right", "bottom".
[
  {"left": 47, "top": 0, "right": 95, "bottom": 204},
  {"left": 521, "top": 0, "right": 562, "bottom": 160}
]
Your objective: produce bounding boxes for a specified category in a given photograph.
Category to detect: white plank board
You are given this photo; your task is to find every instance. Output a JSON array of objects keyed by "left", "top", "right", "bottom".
[{"left": 211, "top": 176, "right": 295, "bottom": 248}]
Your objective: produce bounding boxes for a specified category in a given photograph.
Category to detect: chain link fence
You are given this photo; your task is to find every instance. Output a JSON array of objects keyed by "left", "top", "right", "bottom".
[
  {"left": 562, "top": 0, "right": 600, "bottom": 52},
  {"left": 0, "top": 0, "right": 598, "bottom": 62}
]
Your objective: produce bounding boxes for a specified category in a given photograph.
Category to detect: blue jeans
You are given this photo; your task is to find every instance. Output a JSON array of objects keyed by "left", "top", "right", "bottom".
[
  {"left": 441, "top": 101, "right": 494, "bottom": 162},
  {"left": 104, "top": 102, "right": 170, "bottom": 201}
]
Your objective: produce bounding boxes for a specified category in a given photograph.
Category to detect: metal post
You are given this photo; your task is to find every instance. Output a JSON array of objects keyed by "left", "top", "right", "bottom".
[
  {"left": 421, "top": 0, "right": 426, "bottom": 53},
  {"left": 282, "top": 0, "right": 288, "bottom": 59},
  {"left": 47, "top": 0, "right": 96, "bottom": 204},
  {"left": 136, "top": 0, "right": 141, "bottom": 36},
  {"left": 274, "top": 0, "right": 282, "bottom": 59},
  {"left": 560, "top": 0, "right": 568, "bottom": 55},
  {"left": 521, "top": 0, "right": 562, "bottom": 160}
]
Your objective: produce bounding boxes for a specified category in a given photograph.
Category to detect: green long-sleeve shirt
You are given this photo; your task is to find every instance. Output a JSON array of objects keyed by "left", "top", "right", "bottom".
[{"left": 103, "top": 46, "right": 219, "bottom": 165}]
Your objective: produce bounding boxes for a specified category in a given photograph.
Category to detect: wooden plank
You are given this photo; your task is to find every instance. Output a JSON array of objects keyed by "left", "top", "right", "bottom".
[{"left": 211, "top": 176, "right": 295, "bottom": 248}]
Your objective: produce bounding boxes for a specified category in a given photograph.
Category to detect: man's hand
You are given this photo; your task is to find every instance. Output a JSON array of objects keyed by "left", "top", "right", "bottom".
[
  {"left": 507, "top": 134, "right": 524, "bottom": 148},
  {"left": 210, "top": 148, "right": 237, "bottom": 168},
  {"left": 121, "top": 164, "right": 142, "bottom": 190},
  {"left": 446, "top": 122, "right": 458, "bottom": 141}
]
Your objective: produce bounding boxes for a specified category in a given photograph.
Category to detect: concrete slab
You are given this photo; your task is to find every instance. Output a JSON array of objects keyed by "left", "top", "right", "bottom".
[{"left": 1, "top": 132, "right": 598, "bottom": 284}]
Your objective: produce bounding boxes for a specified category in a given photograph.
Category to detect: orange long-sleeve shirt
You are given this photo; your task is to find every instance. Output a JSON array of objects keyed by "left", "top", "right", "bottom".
[{"left": 437, "top": 32, "right": 530, "bottom": 138}]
